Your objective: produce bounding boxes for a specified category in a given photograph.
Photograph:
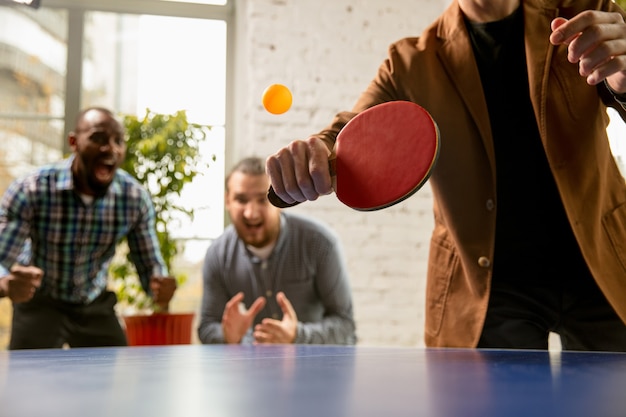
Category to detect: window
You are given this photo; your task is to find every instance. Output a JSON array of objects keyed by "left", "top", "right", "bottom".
[
  {"left": 0, "top": 6, "right": 67, "bottom": 184},
  {"left": 158, "top": 0, "right": 227, "bottom": 4},
  {"left": 81, "top": 12, "right": 228, "bottom": 260},
  {"left": 0, "top": 0, "right": 231, "bottom": 260}
]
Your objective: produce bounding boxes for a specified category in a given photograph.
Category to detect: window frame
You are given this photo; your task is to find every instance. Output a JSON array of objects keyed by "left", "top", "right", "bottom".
[{"left": 32, "top": 0, "right": 234, "bottom": 156}]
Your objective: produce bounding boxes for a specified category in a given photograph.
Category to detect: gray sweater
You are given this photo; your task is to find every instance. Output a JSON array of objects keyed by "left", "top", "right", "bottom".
[{"left": 198, "top": 212, "right": 356, "bottom": 344}]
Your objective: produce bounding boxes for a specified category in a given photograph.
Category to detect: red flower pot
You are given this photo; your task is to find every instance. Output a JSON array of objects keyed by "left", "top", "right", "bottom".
[{"left": 123, "top": 312, "right": 195, "bottom": 346}]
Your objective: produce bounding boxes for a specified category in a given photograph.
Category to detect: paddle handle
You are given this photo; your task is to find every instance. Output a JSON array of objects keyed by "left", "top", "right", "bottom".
[
  {"left": 267, "top": 186, "right": 302, "bottom": 208},
  {"left": 267, "top": 159, "right": 336, "bottom": 208}
]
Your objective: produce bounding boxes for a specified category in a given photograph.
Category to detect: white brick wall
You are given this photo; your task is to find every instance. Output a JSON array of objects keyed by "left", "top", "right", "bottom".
[{"left": 232, "top": 0, "right": 451, "bottom": 346}]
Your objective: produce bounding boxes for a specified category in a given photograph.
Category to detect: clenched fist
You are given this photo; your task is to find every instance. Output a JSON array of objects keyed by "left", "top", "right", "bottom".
[{"left": 0, "top": 265, "right": 44, "bottom": 303}]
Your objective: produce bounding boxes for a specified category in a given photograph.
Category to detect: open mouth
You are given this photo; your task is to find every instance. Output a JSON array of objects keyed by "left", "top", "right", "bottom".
[
  {"left": 244, "top": 222, "right": 263, "bottom": 233},
  {"left": 94, "top": 160, "right": 116, "bottom": 182},
  {"left": 246, "top": 222, "right": 262, "bottom": 230}
]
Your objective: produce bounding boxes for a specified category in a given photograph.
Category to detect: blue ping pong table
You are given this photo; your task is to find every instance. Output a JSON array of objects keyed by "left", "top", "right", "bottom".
[{"left": 1, "top": 344, "right": 625, "bottom": 417}]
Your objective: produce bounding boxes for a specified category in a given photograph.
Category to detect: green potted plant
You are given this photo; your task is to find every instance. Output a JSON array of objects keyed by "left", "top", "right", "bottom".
[{"left": 108, "top": 109, "right": 213, "bottom": 345}]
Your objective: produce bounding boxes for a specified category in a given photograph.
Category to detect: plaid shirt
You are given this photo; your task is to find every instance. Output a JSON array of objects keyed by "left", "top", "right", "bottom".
[{"left": 0, "top": 157, "right": 167, "bottom": 304}]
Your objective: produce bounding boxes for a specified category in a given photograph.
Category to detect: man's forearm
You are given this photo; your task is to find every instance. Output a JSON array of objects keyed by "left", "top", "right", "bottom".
[
  {"left": 295, "top": 316, "right": 357, "bottom": 345},
  {"left": 197, "top": 320, "right": 227, "bottom": 344}
]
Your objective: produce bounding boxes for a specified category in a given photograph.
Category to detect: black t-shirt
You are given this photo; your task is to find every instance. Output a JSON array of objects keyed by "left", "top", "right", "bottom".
[{"left": 465, "top": 7, "right": 593, "bottom": 288}]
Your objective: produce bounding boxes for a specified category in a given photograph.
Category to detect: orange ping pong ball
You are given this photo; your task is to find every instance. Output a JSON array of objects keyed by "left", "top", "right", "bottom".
[{"left": 262, "top": 84, "right": 292, "bottom": 115}]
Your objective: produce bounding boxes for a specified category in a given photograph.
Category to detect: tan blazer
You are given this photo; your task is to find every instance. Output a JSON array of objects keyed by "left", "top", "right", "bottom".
[{"left": 315, "top": 0, "right": 626, "bottom": 347}]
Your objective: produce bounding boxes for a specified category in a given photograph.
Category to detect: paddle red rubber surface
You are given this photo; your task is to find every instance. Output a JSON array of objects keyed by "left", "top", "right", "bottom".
[{"left": 334, "top": 100, "right": 439, "bottom": 210}]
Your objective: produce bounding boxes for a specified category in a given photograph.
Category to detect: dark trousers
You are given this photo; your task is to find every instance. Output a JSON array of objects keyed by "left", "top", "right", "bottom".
[
  {"left": 477, "top": 280, "right": 626, "bottom": 352},
  {"left": 9, "top": 290, "right": 127, "bottom": 350}
]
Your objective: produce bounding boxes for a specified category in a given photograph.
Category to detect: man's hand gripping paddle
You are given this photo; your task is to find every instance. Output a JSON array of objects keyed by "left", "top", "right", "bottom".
[{"left": 268, "top": 100, "right": 440, "bottom": 211}]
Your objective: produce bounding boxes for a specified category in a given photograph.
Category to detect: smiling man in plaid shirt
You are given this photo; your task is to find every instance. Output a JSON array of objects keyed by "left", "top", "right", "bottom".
[{"left": 0, "top": 107, "right": 175, "bottom": 349}]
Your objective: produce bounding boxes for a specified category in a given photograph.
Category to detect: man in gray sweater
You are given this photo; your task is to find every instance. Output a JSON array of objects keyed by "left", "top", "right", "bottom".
[{"left": 198, "top": 157, "right": 356, "bottom": 345}]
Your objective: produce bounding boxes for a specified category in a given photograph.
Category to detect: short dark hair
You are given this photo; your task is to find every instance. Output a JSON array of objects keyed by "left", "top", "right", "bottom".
[
  {"left": 225, "top": 156, "right": 266, "bottom": 191},
  {"left": 74, "top": 106, "right": 117, "bottom": 128}
]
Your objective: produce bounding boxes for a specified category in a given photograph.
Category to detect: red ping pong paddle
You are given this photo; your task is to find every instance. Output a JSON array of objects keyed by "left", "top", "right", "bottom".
[{"left": 268, "top": 100, "right": 440, "bottom": 211}]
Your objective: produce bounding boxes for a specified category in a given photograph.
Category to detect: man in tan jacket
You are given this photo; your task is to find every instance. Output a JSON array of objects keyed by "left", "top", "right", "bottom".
[{"left": 266, "top": 0, "right": 626, "bottom": 351}]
